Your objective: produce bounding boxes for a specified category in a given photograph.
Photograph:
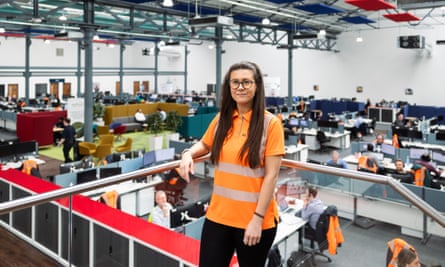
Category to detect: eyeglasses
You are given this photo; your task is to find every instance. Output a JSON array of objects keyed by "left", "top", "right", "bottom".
[{"left": 230, "top": 79, "right": 255, "bottom": 89}]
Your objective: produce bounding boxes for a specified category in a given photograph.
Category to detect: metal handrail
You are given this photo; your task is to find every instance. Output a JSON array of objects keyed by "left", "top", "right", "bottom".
[{"left": 0, "top": 156, "right": 444, "bottom": 228}]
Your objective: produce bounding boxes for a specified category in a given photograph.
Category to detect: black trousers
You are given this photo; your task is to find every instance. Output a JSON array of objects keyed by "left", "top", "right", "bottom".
[
  {"left": 63, "top": 142, "right": 73, "bottom": 163},
  {"left": 199, "top": 218, "right": 277, "bottom": 267}
]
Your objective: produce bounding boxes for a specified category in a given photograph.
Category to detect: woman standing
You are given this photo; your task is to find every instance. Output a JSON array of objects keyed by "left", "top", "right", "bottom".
[{"left": 179, "top": 61, "right": 284, "bottom": 266}]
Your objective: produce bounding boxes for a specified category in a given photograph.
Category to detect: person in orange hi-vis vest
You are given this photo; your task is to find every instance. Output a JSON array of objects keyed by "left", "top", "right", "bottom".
[
  {"left": 386, "top": 238, "right": 417, "bottom": 267},
  {"left": 178, "top": 62, "right": 285, "bottom": 267}
]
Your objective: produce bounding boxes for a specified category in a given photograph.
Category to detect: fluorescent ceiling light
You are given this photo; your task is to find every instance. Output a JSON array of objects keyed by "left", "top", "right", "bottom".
[
  {"left": 59, "top": 14, "right": 67, "bottom": 21},
  {"left": 356, "top": 36, "right": 363, "bottom": 42},
  {"left": 262, "top": 17, "right": 270, "bottom": 25},
  {"left": 162, "top": 0, "right": 174, "bottom": 7}
]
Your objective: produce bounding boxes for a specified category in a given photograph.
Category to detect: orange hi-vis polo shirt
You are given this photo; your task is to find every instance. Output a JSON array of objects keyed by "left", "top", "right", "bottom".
[{"left": 202, "top": 110, "right": 285, "bottom": 230}]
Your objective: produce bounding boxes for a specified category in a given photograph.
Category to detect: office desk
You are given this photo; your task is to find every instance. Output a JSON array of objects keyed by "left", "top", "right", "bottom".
[
  {"left": 83, "top": 176, "right": 163, "bottom": 216},
  {"left": 1, "top": 157, "right": 46, "bottom": 171},
  {"left": 285, "top": 144, "right": 309, "bottom": 162},
  {"left": 273, "top": 199, "right": 305, "bottom": 263},
  {"left": 303, "top": 129, "right": 350, "bottom": 151}
]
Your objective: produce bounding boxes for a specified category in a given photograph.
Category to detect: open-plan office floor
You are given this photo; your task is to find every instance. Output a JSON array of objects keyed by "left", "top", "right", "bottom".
[{"left": 0, "top": 129, "right": 444, "bottom": 266}]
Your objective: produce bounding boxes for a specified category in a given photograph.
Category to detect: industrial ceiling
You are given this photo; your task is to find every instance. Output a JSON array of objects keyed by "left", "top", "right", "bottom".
[{"left": 0, "top": 0, "right": 444, "bottom": 51}]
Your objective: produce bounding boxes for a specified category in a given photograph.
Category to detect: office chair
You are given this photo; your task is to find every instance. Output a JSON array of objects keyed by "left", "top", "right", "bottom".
[
  {"left": 304, "top": 205, "right": 342, "bottom": 263},
  {"left": 316, "top": 130, "right": 331, "bottom": 152},
  {"left": 93, "top": 144, "right": 113, "bottom": 166},
  {"left": 98, "top": 134, "right": 115, "bottom": 146}
]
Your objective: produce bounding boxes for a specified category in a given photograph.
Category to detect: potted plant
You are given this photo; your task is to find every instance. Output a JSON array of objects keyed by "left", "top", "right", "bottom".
[
  {"left": 164, "top": 111, "right": 183, "bottom": 142},
  {"left": 146, "top": 112, "right": 164, "bottom": 150},
  {"left": 93, "top": 101, "right": 105, "bottom": 121}
]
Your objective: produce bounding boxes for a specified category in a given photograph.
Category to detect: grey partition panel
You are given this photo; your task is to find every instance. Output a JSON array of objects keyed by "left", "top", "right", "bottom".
[
  {"left": 11, "top": 187, "right": 31, "bottom": 237},
  {"left": 61, "top": 210, "right": 90, "bottom": 267},
  {"left": 35, "top": 203, "right": 59, "bottom": 253},
  {"left": 94, "top": 224, "right": 129, "bottom": 267},
  {"left": 424, "top": 188, "right": 445, "bottom": 212},
  {"left": 134, "top": 241, "right": 179, "bottom": 267},
  {"left": 0, "top": 180, "right": 10, "bottom": 223}
]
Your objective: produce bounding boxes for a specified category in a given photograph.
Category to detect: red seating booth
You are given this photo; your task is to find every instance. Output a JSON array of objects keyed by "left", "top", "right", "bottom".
[{"left": 16, "top": 110, "right": 67, "bottom": 146}]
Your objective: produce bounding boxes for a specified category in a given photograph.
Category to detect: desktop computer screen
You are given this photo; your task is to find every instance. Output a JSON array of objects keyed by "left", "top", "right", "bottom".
[
  {"left": 381, "top": 143, "right": 396, "bottom": 156},
  {"left": 170, "top": 205, "right": 192, "bottom": 228},
  {"left": 317, "top": 120, "right": 338, "bottom": 129},
  {"left": 432, "top": 151, "right": 445, "bottom": 164},
  {"left": 76, "top": 169, "right": 97, "bottom": 184},
  {"left": 436, "top": 132, "right": 445, "bottom": 141},
  {"left": 113, "top": 152, "right": 132, "bottom": 162},
  {"left": 288, "top": 118, "right": 299, "bottom": 127},
  {"left": 99, "top": 167, "right": 122, "bottom": 179},
  {"left": 142, "top": 151, "right": 156, "bottom": 167},
  {"left": 132, "top": 148, "right": 146, "bottom": 159},
  {"left": 299, "top": 120, "right": 309, "bottom": 128},
  {"left": 155, "top": 148, "right": 175, "bottom": 163},
  {"left": 409, "top": 148, "right": 428, "bottom": 160}
]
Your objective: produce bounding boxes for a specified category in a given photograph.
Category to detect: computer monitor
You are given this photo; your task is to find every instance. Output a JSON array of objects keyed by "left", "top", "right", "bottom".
[
  {"left": 187, "top": 201, "right": 207, "bottom": 218},
  {"left": 76, "top": 169, "right": 97, "bottom": 184},
  {"left": 132, "top": 148, "right": 146, "bottom": 159},
  {"left": 390, "top": 172, "right": 413, "bottom": 184},
  {"left": 288, "top": 118, "right": 299, "bottom": 127},
  {"left": 317, "top": 120, "right": 338, "bottom": 129},
  {"left": 143, "top": 151, "right": 156, "bottom": 167},
  {"left": 392, "top": 126, "right": 409, "bottom": 139},
  {"left": 113, "top": 152, "right": 132, "bottom": 162},
  {"left": 155, "top": 148, "right": 175, "bottom": 163},
  {"left": 14, "top": 141, "right": 38, "bottom": 156},
  {"left": 99, "top": 167, "right": 122, "bottom": 179},
  {"left": 59, "top": 160, "right": 85, "bottom": 174},
  {"left": 359, "top": 142, "right": 371, "bottom": 152},
  {"left": 430, "top": 118, "right": 438, "bottom": 126},
  {"left": 299, "top": 120, "right": 309, "bottom": 128},
  {"left": 381, "top": 143, "right": 396, "bottom": 156},
  {"left": 170, "top": 205, "right": 192, "bottom": 228},
  {"left": 407, "top": 129, "right": 423, "bottom": 140},
  {"left": 432, "top": 151, "right": 445, "bottom": 164},
  {"left": 409, "top": 148, "right": 428, "bottom": 160},
  {"left": 436, "top": 132, "right": 445, "bottom": 141}
]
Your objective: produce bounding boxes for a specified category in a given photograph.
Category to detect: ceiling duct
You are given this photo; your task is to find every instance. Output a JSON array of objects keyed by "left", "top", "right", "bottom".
[
  {"left": 188, "top": 16, "right": 234, "bottom": 27},
  {"left": 293, "top": 33, "right": 318, "bottom": 39}
]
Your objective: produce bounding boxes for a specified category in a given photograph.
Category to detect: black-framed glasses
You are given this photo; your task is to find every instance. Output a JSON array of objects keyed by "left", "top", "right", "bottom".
[{"left": 230, "top": 79, "right": 255, "bottom": 89}]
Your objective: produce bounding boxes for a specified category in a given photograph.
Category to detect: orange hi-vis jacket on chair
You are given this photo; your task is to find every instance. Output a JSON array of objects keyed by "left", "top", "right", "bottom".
[
  {"left": 386, "top": 238, "right": 416, "bottom": 267},
  {"left": 392, "top": 134, "right": 400, "bottom": 149},
  {"left": 327, "top": 215, "right": 344, "bottom": 255},
  {"left": 357, "top": 155, "right": 377, "bottom": 173},
  {"left": 21, "top": 159, "right": 38, "bottom": 175},
  {"left": 99, "top": 190, "right": 119, "bottom": 209}
]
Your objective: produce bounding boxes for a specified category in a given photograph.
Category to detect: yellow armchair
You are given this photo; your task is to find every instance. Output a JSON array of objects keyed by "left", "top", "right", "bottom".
[
  {"left": 78, "top": 142, "right": 97, "bottom": 158},
  {"left": 99, "top": 134, "right": 115, "bottom": 146},
  {"left": 115, "top": 138, "right": 132, "bottom": 153},
  {"left": 93, "top": 144, "right": 113, "bottom": 165}
]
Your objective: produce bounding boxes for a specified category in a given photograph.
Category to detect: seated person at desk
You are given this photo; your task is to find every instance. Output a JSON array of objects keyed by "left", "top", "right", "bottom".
[
  {"left": 134, "top": 108, "right": 146, "bottom": 124},
  {"left": 301, "top": 186, "right": 324, "bottom": 239},
  {"left": 415, "top": 153, "right": 442, "bottom": 179},
  {"left": 284, "top": 113, "right": 299, "bottom": 137},
  {"left": 148, "top": 190, "right": 173, "bottom": 228},
  {"left": 296, "top": 100, "right": 305, "bottom": 113},
  {"left": 362, "top": 144, "right": 385, "bottom": 174},
  {"left": 373, "top": 134, "right": 385, "bottom": 152},
  {"left": 393, "top": 112, "right": 408, "bottom": 128},
  {"left": 326, "top": 150, "right": 348, "bottom": 169},
  {"left": 388, "top": 159, "right": 413, "bottom": 184},
  {"left": 351, "top": 112, "right": 366, "bottom": 138}
]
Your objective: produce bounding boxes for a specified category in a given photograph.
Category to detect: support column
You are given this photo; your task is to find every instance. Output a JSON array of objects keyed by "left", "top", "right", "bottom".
[
  {"left": 82, "top": 27, "right": 95, "bottom": 142},
  {"left": 24, "top": 33, "right": 31, "bottom": 105},
  {"left": 184, "top": 45, "right": 188, "bottom": 94},
  {"left": 287, "top": 32, "right": 293, "bottom": 108},
  {"left": 76, "top": 41, "right": 82, "bottom": 97},
  {"left": 119, "top": 41, "right": 125, "bottom": 96},
  {"left": 215, "top": 26, "right": 223, "bottom": 108},
  {"left": 154, "top": 42, "right": 159, "bottom": 93}
]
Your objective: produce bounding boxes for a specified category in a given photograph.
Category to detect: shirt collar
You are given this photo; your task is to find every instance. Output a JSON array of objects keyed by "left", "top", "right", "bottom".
[{"left": 233, "top": 109, "right": 253, "bottom": 122}]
